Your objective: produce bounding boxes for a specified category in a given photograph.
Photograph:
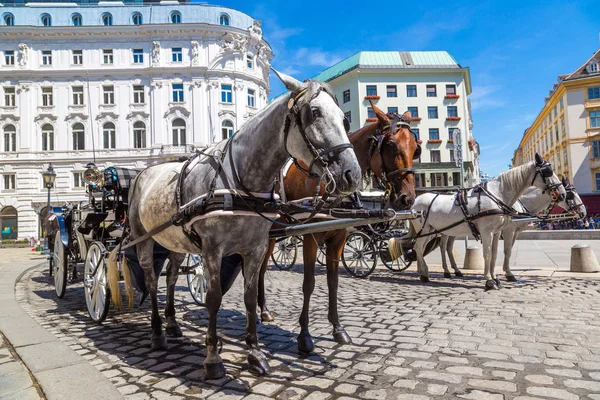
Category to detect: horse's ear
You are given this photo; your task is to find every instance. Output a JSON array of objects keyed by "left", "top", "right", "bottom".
[
  {"left": 271, "top": 67, "right": 307, "bottom": 94},
  {"left": 534, "top": 153, "right": 543, "bottom": 165},
  {"left": 401, "top": 111, "right": 412, "bottom": 122},
  {"left": 369, "top": 100, "right": 389, "bottom": 125}
]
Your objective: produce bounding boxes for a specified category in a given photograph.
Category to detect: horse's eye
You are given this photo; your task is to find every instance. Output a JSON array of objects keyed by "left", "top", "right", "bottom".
[{"left": 311, "top": 108, "right": 321, "bottom": 118}]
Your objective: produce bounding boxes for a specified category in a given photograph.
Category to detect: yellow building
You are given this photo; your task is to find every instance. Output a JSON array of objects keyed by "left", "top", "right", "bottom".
[{"left": 513, "top": 49, "right": 600, "bottom": 213}]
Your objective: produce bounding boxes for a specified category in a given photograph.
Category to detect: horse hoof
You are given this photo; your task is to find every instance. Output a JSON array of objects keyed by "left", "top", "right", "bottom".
[
  {"left": 494, "top": 278, "right": 502, "bottom": 288},
  {"left": 332, "top": 328, "right": 352, "bottom": 345},
  {"left": 419, "top": 275, "right": 430, "bottom": 283},
  {"left": 297, "top": 334, "right": 315, "bottom": 354},
  {"left": 204, "top": 362, "right": 226, "bottom": 380},
  {"left": 443, "top": 272, "right": 452, "bottom": 279},
  {"left": 484, "top": 279, "right": 499, "bottom": 291},
  {"left": 247, "top": 352, "right": 270, "bottom": 376},
  {"left": 454, "top": 270, "right": 464, "bottom": 277},
  {"left": 151, "top": 334, "right": 167, "bottom": 350},
  {"left": 506, "top": 274, "right": 518, "bottom": 282},
  {"left": 261, "top": 310, "right": 275, "bottom": 323},
  {"left": 166, "top": 325, "right": 183, "bottom": 338}
]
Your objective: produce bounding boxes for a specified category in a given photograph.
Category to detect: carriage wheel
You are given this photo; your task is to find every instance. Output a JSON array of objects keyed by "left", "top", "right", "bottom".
[
  {"left": 316, "top": 243, "right": 327, "bottom": 266},
  {"left": 271, "top": 236, "right": 298, "bottom": 271},
  {"left": 84, "top": 242, "right": 111, "bottom": 323},
  {"left": 186, "top": 254, "right": 207, "bottom": 306},
  {"left": 342, "top": 231, "right": 377, "bottom": 278},
  {"left": 52, "top": 231, "right": 68, "bottom": 298},
  {"left": 378, "top": 240, "right": 412, "bottom": 272}
]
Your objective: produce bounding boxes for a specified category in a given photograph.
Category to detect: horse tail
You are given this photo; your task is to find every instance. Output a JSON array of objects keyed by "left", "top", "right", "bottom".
[
  {"left": 107, "top": 247, "right": 122, "bottom": 310},
  {"left": 121, "top": 255, "right": 135, "bottom": 309}
]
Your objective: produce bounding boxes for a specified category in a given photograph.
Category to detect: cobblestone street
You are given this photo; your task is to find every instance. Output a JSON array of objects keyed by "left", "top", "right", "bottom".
[{"left": 16, "top": 262, "right": 600, "bottom": 400}]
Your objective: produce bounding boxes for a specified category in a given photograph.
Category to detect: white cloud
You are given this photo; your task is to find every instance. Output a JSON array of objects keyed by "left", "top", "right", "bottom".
[
  {"left": 470, "top": 85, "right": 506, "bottom": 111},
  {"left": 294, "top": 48, "right": 346, "bottom": 68}
]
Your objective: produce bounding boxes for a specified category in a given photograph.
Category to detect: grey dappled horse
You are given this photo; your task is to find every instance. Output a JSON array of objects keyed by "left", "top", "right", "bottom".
[{"left": 122, "top": 71, "right": 361, "bottom": 379}]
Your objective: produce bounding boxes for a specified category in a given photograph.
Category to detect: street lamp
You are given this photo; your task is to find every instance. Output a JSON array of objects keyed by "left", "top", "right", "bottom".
[{"left": 41, "top": 163, "right": 56, "bottom": 254}]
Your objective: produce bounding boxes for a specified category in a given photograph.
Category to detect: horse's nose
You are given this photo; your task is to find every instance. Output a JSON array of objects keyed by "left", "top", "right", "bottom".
[
  {"left": 400, "top": 194, "right": 415, "bottom": 208},
  {"left": 343, "top": 169, "right": 355, "bottom": 189}
]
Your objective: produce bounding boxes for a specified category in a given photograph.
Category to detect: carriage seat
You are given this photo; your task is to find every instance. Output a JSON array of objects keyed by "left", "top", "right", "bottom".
[{"left": 106, "top": 167, "right": 141, "bottom": 204}]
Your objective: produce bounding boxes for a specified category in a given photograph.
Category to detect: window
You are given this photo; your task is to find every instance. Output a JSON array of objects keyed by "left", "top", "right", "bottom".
[
  {"left": 555, "top": 126, "right": 559, "bottom": 142},
  {"left": 344, "top": 111, "right": 351, "bottom": 124},
  {"left": 388, "top": 107, "right": 398, "bottom": 114},
  {"left": 593, "top": 140, "right": 600, "bottom": 158},
  {"left": 72, "top": 50, "right": 83, "bottom": 65},
  {"left": 448, "top": 128, "right": 456, "bottom": 140},
  {"left": 411, "top": 129, "right": 419, "bottom": 141},
  {"left": 172, "top": 119, "right": 186, "bottom": 145},
  {"left": 4, "top": 87, "right": 15, "bottom": 107},
  {"left": 386, "top": 85, "right": 397, "bottom": 98},
  {"left": 430, "top": 150, "right": 441, "bottom": 163},
  {"left": 560, "top": 97, "right": 564, "bottom": 109},
  {"left": 407, "top": 85, "right": 417, "bottom": 97},
  {"left": 41, "top": 14, "right": 51, "bottom": 27},
  {"left": 133, "top": 121, "right": 146, "bottom": 148},
  {"left": 246, "top": 54, "right": 254, "bottom": 69},
  {"left": 429, "top": 128, "right": 439, "bottom": 140},
  {"left": 428, "top": 106, "right": 438, "bottom": 119},
  {"left": 4, "top": 14, "right": 14, "bottom": 26},
  {"left": 72, "top": 123, "right": 85, "bottom": 150},
  {"left": 561, "top": 119, "right": 566, "bottom": 136},
  {"left": 426, "top": 85, "right": 437, "bottom": 97},
  {"left": 172, "top": 47, "right": 182, "bottom": 63},
  {"left": 452, "top": 172, "right": 461, "bottom": 186},
  {"left": 171, "top": 11, "right": 181, "bottom": 24},
  {"left": 366, "top": 85, "right": 377, "bottom": 97},
  {"left": 221, "top": 120, "right": 234, "bottom": 140},
  {"left": 343, "top": 90, "right": 350, "bottom": 103},
  {"left": 446, "top": 84, "right": 456, "bottom": 95},
  {"left": 3, "top": 125, "right": 16, "bottom": 152},
  {"left": 430, "top": 172, "right": 447, "bottom": 187},
  {"left": 219, "top": 14, "right": 229, "bottom": 26},
  {"left": 367, "top": 107, "right": 375, "bottom": 119},
  {"left": 447, "top": 106, "right": 458, "bottom": 118},
  {"left": 450, "top": 150, "right": 455, "bottom": 162},
  {"left": 132, "top": 13, "right": 142, "bottom": 25},
  {"left": 247, "top": 88, "right": 256, "bottom": 108},
  {"left": 42, "top": 50, "right": 52, "bottom": 66},
  {"left": 133, "top": 49, "right": 143, "bottom": 64},
  {"left": 589, "top": 62, "right": 599, "bottom": 74},
  {"left": 3, "top": 174, "right": 15, "bottom": 190},
  {"left": 41, "top": 87, "right": 53, "bottom": 106},
  {"left": 73, "top": 172, "right": 84, "bottom": 188},
  {"left": 103, "top": 49, "right": 113, "bottom": 64},
  {"left": 133, "top": 85, "right": 145, "bottom": 104},
  {"left": 408, "top": 107, "right": 418, "bottom": 118},
  {"left": 103, "top": 85, "right": 114, "bottom": 105},
  {"left": 72, "top": 86, "right": 84, "bottom": 105},
  {"left": 103, "top": 122, "right": 116, "bottom": 149},
  {"left": 415, "top": 173, "right": 426, "bottom": 187},
  {"left": 589, "top": 87, "right": 600, "bottom": 100},
  {"left": 4, "top": 50, "right": 14, "bottom": 66},
  {"left": 102, "top": 13, "right": 113, "bottom": 26},
  {"left": 221, "top": 84, "right": 232, "bottom": 103},
  {"left": 172, "top": 83, "right": 184, "bottom": 103},
  {"left": 72, "top": 14, "right": 82, "bottom": 26},
  {"left": 41, "top": 124, "right": 54, "bottom": 151},
  {"left": 590, "top": 111, "right": 600, "bottom": 128}
]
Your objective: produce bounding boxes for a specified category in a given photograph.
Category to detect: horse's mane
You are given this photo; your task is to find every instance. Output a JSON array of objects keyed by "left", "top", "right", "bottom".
[{"left": 492, "top": 161, "right": 535, "bottom": 196}]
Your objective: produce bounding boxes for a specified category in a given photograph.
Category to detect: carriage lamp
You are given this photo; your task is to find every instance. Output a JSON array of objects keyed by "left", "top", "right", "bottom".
[{"left": 41, "top": 163, "right": 56, "bottom": 254}]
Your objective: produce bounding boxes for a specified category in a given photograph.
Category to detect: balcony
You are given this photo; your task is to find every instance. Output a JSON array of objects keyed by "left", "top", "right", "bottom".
[
  {"left": 444, "top": 94, "right": 460, "bottom": 100},
  {"left": 410, "top": 117, "right": 422, "bottom": 122},
  {"left": 427, "top": 139, "right": 442, "bottom": 144},
  {"left": 446, "top": 116, "right": 461, "bottom": 121},
  {"left": 159, "top": 144, "right": 196, "bottom": 156},
  {"left": 365, "top": 118, "right": 377, "bottom": 122},
  {"left": 364, "top": 95, "right": 380, "bottom": 100}
]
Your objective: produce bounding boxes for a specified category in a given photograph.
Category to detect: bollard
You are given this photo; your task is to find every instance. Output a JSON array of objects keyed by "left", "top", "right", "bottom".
[
  {"left": 570, "top": 244, "right": 600, "bottom": 273},
  {"left": 463, "top": 244, "right": 484, "bottom": 270}
]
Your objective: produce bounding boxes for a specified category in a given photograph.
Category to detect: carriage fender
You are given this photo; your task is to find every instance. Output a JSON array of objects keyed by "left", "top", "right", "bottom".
[{"left": 54, "top": 214, "right": 69, "bottom": 247}]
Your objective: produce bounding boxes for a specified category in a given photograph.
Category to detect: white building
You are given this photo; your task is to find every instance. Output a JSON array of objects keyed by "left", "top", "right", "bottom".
[
  {"left": 313, "top": 51, "right": 479, "bottom": 191},
  {"left": 0, "top": 1, "right": 272, "bottom": 241}
]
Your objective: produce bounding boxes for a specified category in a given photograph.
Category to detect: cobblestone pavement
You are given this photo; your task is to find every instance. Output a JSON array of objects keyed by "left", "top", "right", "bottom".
[
  {"left": 16, "top": 263, "right": 600, "bottom": 400},
  {"left": 0, "top": 332, "right": 45, "bottom": 399}
]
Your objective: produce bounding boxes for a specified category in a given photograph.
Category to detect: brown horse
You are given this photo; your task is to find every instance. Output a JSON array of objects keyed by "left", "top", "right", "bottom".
[{"left": 258, "top": 102, "right": 420, "bottom": 353}]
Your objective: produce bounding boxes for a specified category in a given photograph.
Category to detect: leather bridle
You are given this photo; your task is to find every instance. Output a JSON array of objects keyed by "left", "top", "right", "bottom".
[{"left": 532, "top": 161, "right": 564, "bottom": 201}]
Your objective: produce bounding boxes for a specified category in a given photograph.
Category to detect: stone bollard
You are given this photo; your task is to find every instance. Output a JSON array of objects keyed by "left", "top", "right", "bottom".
[
  {"left": 463, "top": 244, "right": 484, "bottom": 270},
  {"left": 570, "top": 244, "right": 600, "bottom": 273}
]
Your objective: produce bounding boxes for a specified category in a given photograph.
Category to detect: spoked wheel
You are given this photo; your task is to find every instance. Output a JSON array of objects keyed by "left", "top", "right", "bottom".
[
  {"left": 52, "top": 231, "right": 68, "bottom": 298},
  {"left": 186, "top": 254, "right": 207, "bottom": 306},
  {"left": 342, "top": 231, "right": 377, "bottom": 278},
  {"left": 271, "top": 236, "right": 298, "bottom": 271},
  {"left": 316, "top": 243, "right": 327, "bottom": 266},
  {"left": 379, "top": 239, "right": 412, "bottom": 272},
  {"left": 84, "top": 242, "right": 111, "bottom": 324}
]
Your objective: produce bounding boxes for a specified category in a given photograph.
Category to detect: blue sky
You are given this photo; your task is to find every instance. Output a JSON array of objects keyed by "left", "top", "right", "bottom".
[{"left": 217, "top": 0, "right": 599, "bottom": 177}]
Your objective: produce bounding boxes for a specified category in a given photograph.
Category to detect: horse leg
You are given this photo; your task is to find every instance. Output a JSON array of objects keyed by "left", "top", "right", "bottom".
[
  {"left": 137, "top": 240, "right": 166, "bottom": 350},
  {"left": 326, "top": 231, "right": 352, "bottom": 345},
  {"left": 165, "top": 252, "right": 186, "bottom": 337},
  {"left": 447, "top": 236, "right": 463, "bottom": 277},
  {"left": 440, "top": 236, "right": 452, "bottom": 278},
  {"left": 258, "top": 239, "right": 276, "bottom": 322},
  {"left": 202, "top": 247, "right": 226, "bottom": 380},
  {"left": 481, "top": 231, "right": 498, "bottom": 291},
  {"left": 502, "top": 228, "right": 518, "bottom": 282},
  {"left": 298, "top": 234, "right": 318, "bottom": 353},
  {"left": 414, "top": 231, "right": 431, "bottom": 283},
  {"left": 491, "top": 233, "right": 501, "bottom": 288}
]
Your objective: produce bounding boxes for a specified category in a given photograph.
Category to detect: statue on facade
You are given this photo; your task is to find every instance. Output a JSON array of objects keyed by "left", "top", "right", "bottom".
[
  {"left": 152, "top": 41, "right": 161, "bottom": 67},
  {"left": 191, "top": 40, "right": 200, "bottom": 66},
  {"left": 18, "top": 43, "right": 29, "bottom": 68},
  {"left": 248, "top": 21, "right": 263, "bottom": 46}
]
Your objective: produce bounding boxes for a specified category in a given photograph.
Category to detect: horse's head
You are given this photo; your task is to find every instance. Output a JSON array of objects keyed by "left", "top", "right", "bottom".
[
  {"left": 366, "top": 102, "right": 419, "bottom": 210},
  {"left": 560, "top": 176, "right": 587, "bottom": 219},
  {"left": 531, "top": 153, "right": 566, "bottom": 202},
  {"left": 273, "top": 69, "right": 361, "bottom": 195}
]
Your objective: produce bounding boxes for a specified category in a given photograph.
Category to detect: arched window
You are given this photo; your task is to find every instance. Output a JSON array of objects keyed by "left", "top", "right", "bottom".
[
  {"left": 3, "top": 13, "right": 14, "bottom": 26},
  {"left": 103, "top": 122, "right": 116, "bottom": 149},
  {"left": 3, "top": 124, "right": 16, "bottom": 152},
  {"left": 133, "top": 121, "right": 146, "bottom": 148},
  {"left": 132, "top": 13, "right": 143, "bottom": 25},
  {"left": 42, "top": 124, "right": 54, "bottom": 151},
  {"left": 41, "top": 14, "right": 51, "bottom": 27},
  {"left": 172, "top": 119, "right": 186, "bottom": 146},
  {"left": 221, "top": 120, "right": 234, "bottom": 140},
  {"left": 72, "top": 13, "right": 82, "bottom": 27},
  {"left": 102, "top": 13, "right": 113, "bottom": 26},
  {"left": 171, "top": 11, "right": 181, "bottom": 24},
  {"left": 72, "top": 123, "right": 85, "bottom": 150},
  {"left": 1, "top": 206, "right": 18, "bottom": 240},
  {"left": 219, "top": 14, "right": 230, "bottom": 26}
]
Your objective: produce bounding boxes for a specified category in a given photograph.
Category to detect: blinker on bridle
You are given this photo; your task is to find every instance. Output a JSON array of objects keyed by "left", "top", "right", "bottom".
[{"left": 532, "top": 161, "right": 563, "bottom": 199}]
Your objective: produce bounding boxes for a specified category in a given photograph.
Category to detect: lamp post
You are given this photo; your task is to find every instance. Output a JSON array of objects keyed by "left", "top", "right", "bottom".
[
  {"left": 452, "top": 129, "right": 468, "bottom": 249},
  {"left": 41, "top": 163, "right": 56, "bottom": 254}
]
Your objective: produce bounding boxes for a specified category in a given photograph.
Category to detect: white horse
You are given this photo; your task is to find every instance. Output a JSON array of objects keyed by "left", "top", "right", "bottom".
[
  {"left": 438, "top": 177, "right": 586, "bottom": 282},
  {"left": 410, "top": 154, "right": 565, "bottom": 290}
]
